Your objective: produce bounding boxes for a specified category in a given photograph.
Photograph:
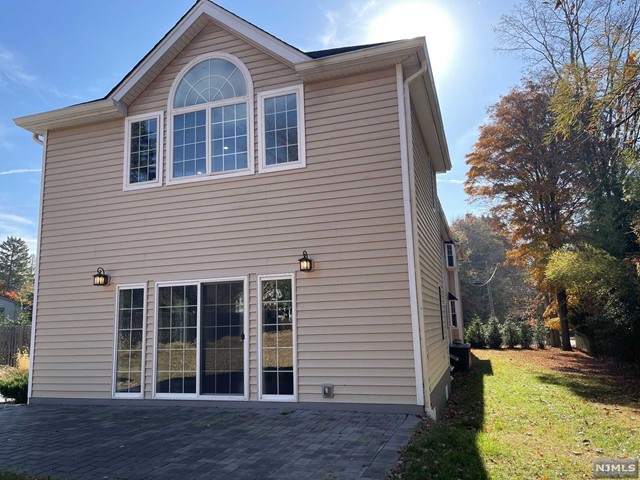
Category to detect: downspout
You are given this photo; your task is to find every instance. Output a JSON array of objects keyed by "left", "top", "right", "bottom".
[
  {"left": 397, "top": 58, "right": 435, "bottom": 419},
  {"left": 27, "top": 130, "right": 46, "bottom": 402}
]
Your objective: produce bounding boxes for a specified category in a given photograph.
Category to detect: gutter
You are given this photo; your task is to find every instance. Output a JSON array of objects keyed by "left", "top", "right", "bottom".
[
  {"left": 27, "top": 131, "right": 47, "bottom": 402},
  {"left": 397, "top": 55, "right": 436, "bottom": 419}
]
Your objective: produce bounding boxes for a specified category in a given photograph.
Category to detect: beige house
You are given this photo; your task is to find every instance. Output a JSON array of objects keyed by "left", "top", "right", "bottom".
[{"left": 15, "top": 0, "right": 461, "bottom": 418}]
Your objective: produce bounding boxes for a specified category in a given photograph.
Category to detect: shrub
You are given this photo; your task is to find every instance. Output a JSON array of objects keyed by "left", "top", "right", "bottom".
[
  {"left": 465, "top": 316, "right": 486, "bottom": 348},
  {"left": 0, "top": 371, "right": 28, "bottom": 404},
  {"left": 519, "top": 322, "right": 534, "bottom": 348},
  {"left": 501, "top": 319, "right": 520, "bottom": 348},
  {"left": 15, "top": 348, "right": 29, "bottom": 373},
  {"left": 0, "top": 349, "right": 29, "bottom": 404},
  {"left": 485, "top": 316, "right": 503, "bottom": 349}
]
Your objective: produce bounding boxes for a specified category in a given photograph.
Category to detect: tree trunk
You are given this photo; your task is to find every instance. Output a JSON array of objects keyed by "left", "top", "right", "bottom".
[{"left": 557, "top": 287, "right": 572, "bottom": 351}]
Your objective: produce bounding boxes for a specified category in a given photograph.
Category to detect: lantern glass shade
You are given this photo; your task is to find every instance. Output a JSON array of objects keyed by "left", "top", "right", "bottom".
[
  {"left": 299, "top": 251, "right": 313, "bottom": 272},
  {"left": 93, "top": 267, "right": 110, "bottom": 286}
]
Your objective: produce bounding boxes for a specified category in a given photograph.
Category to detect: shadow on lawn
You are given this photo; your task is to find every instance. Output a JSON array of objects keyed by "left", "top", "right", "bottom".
[
  {"left": 535, "top": 371, "right": 640, "bottom": 408},
  {"left": 535, "top": 350, "right": 640, "bottom": 408},
  {"left": 391, "top": 354, "right": 493, "bottom": 480}
]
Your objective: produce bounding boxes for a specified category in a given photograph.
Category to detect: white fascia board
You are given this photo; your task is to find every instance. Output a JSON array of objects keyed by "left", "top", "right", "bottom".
[
  {"left": 295, "top": 38, "right": 425, "bottom": 80},
  {"left": 14, "top": 99, "right": 125, "bottom": 135},
  {"left": 437, "top": 199, "right": 454, "bottom": 241},
  {"left": 199, "top": 2, "right": 309, "bottom": 65},
  {"left": 111, "top": 1, "right": 308, "bottom": 103},
  {"left": 414, "top": 44, "right": 452, "bottom": 172}
]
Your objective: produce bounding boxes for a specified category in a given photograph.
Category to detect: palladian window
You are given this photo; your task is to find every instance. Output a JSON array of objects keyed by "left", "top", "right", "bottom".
[{"left": 169, "top": 55, "right": 253, "bottom": 181}]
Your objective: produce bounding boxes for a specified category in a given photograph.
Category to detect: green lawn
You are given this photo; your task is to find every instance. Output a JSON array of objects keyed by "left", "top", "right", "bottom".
[{"left": 392, "top": 348, "right": 640, "bottom": 480}]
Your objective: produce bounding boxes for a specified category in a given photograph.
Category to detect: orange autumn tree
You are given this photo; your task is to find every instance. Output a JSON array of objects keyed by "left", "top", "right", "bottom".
[{"left": 465, "top": 79, "right": 586, "bottom": 351}]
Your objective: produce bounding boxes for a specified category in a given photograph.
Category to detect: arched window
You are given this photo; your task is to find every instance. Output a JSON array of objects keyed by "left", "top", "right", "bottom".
[{"left": 169, "top": 54, "right": 253, "bottom": 181}]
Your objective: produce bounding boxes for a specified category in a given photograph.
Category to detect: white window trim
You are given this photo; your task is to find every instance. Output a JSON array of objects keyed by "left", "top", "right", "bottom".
[
  {"left": 257, "top": 273, "right": 298, "bottom": 402},
  {"left": 445, "top": 243, "right": 456, "bottom": 269},
  {"left": 112, "top": 283, "right": 147, "bottom": 399},
  {"left": 449, "top": 299, "right": 458, "bottom": 327},
  {"left": 166, "top": 52, "right": 255, "bottom": 185},
  {"left": 152, "top": 277, "right": 250, "bottom": 401},
  {"left": 257, "top": 85, "right": 306, "bottom": 174},
  {"left": 123, "top": 112, "right": 164, "bottom": 191}
]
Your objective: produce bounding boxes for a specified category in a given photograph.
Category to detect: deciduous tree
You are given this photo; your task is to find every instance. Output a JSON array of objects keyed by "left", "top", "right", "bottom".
[
  {"left": 497, "top": 0, "right": 640, "bottom": 257},
  {"left": 465, "top": 79, "right": 586, "bottom": 350}
]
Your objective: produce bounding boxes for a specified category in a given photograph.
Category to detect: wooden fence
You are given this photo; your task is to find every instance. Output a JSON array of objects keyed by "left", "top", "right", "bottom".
[{"left": 0, "top": 325, "right": 30, "bottom": 366}]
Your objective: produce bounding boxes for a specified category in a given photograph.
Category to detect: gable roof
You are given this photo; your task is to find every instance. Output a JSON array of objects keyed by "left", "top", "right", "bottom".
[{"left": 14, "top": 0, "right": 451, "bottom": 172}]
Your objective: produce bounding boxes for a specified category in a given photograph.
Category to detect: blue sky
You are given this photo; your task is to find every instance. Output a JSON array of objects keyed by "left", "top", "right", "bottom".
[{"left": 1, "top": 0, "right": 524, "bottom": 253}]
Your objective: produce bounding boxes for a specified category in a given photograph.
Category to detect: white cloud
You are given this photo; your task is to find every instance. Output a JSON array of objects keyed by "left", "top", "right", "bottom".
[
  {"left": 0, "top": 123, "right": 12, "bottom": 150},
  {"left": 437, "top": 178, "right": 465, "bottom": 184},
  {"left": 0, "top": 212, "right": 37, "bottom": 253},
  {"left": 315, "top": 1, "right": 458, "bottom": 81},
  {"left": 0, "top": 44, "right": 83, "bottom": 101},
  {"left": 317, "top": 1, "right": 378, "bottom": 49},
  {"left": 0, "top": 168, "right": 41, "bottom": 176},
  {"left": 0, "top": 214, "right": 33, "bottom": 226},
  {"left": 0, "top": 46, "right": 37, "bottom": 85}
]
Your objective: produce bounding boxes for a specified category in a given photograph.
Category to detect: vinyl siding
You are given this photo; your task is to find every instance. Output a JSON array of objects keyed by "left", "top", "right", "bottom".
[
  {"left": 411, "top": 109, "right": 450, "bottom": 395},
  {"left": 32, "top": 20, "right": 417, "bottom": 406}
]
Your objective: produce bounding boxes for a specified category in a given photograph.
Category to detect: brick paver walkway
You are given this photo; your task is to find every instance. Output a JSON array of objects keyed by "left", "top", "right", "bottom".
[{"left": 0, "top": 405, "right": 420, "bottom": 479}]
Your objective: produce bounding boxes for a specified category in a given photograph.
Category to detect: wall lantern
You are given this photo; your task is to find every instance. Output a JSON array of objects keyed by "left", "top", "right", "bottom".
[
  {"left": 93, "top": 267, "right": 110, "bottom": 286},
  {"left": 298, "top": 250, "right": 313, "bottom": 272}
]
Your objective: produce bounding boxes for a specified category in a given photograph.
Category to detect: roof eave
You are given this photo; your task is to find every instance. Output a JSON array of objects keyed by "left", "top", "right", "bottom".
[
  {"left": 13, "top": 99, "right": 126, "bottom": 135},
  {"left": 437, "top": 198, "right": 453, "bottom": 240},
  {"left": 295, "top": 38, "right": 424, "bottom": 82},
  {"left": 14, "top": 0, "right": 310, "bottom": 135},
  {"left": 407, "top": 45, "right": 452, "bottom": 174}
]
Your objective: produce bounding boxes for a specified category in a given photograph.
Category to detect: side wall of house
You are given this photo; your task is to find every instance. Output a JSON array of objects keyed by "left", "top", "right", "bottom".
[
  {"left": 31, "top": 21, "right": 418, "bottom": 407},
  {"left": 411, "top": 109, "right": 450, "bottom": 413}
]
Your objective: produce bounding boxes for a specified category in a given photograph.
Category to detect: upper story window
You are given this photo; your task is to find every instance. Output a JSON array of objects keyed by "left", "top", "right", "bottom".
[
  {"left": 258, "top": 85, "right": 305, "bottom": 173},
  {"left": 445, "top": 243, "right": 456, "bottom": 269},
  {"left": 124, "top": 112, "right": 163, "bottom": 190},
  {"left": 168, "top": 53, "right": 254, "bottom": 183}
]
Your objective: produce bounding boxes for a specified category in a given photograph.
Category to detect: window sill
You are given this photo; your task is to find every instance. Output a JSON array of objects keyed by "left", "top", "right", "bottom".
[
  {"left": 113, "top": 393, "right": 143, "bottom": 399},
  {"left": 258, "top": 161, "right": 305, "bottom": 174},
  {"left": 260, "top": 394, "right": 297, "bottom": 402},
  {"left": 166, "top": 168, "right": 254, "bottom": 185},
  {"left": 123, "top": 181, "right": 162, "bottom": 192}
]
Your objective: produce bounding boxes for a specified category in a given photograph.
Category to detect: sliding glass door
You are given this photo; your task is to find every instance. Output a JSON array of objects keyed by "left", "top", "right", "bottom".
[{"left": 155, "top": 278, "right": 247, "bottom": 398}]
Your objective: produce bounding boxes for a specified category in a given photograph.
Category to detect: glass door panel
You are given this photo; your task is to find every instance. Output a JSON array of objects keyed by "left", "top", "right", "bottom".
[
  {"left": 200, "top": 281, "right": 245, "bottom": 395},
  {"left": 156, "top": 285, "right": 197, "bottom": 394},
  {"left": 261, "top": 278, "right": 294, "bottom": 396}
]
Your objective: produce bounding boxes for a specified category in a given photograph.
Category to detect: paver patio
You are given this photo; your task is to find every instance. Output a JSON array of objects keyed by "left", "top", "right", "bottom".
[{"left": 0, "top": 405, "right": 420, "bottom": 479}]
